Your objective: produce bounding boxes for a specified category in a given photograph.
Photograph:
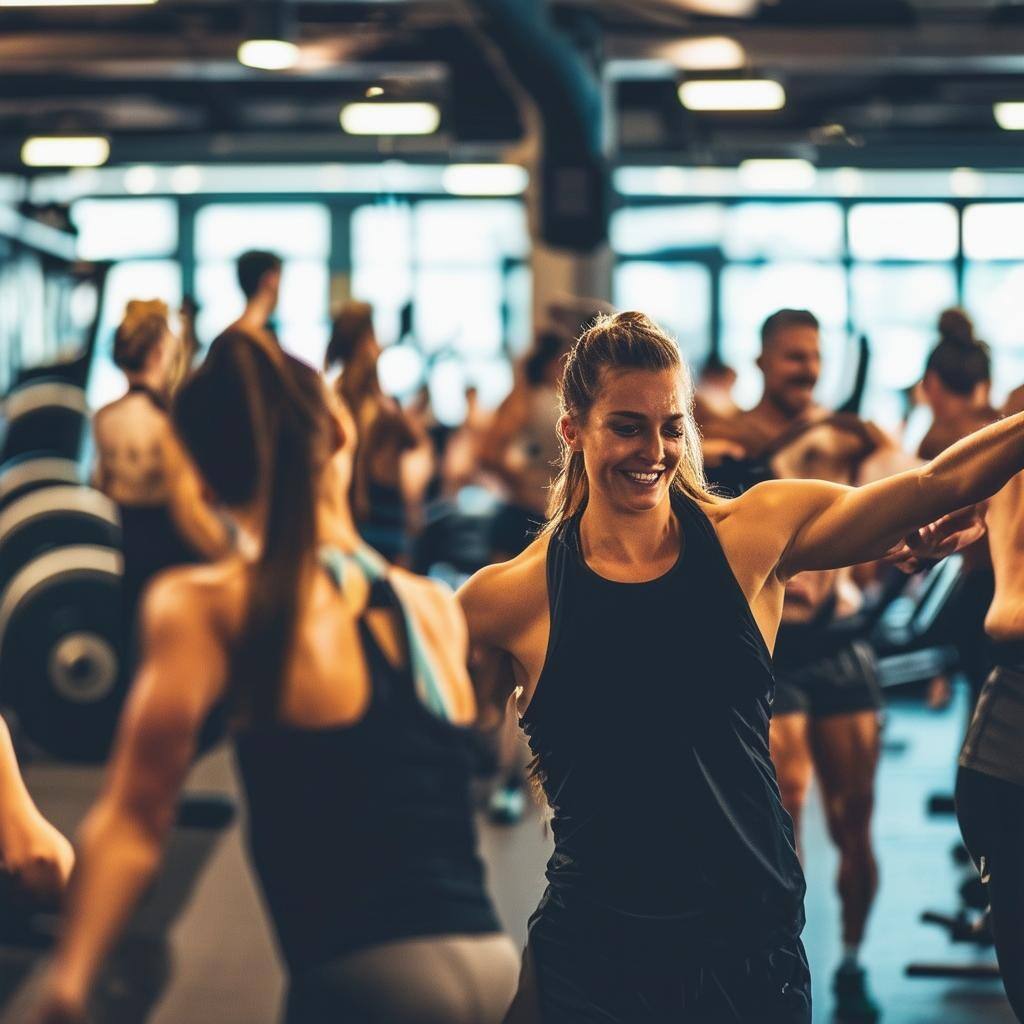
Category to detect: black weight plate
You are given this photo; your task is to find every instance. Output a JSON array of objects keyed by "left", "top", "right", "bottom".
[
  {"left": 0, "top": 381, "right": 89, "bottom": 464},
  {"left": 0, "top": 546, "right": 125, "bottom": 762},
  {"left": 0, "top": 486, "right": 120, "bottom": 585},
  {"left": 0, "top": 454, "right": 80, "bottom": 513}
]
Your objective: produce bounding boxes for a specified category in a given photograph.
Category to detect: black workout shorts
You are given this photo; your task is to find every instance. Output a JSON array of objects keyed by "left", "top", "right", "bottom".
[
  {"left": 503, "top": 928, "right": 811, "bottom": 1023},
  {"left": 772, "top": 640, "right": 883, "bottom": 719}
]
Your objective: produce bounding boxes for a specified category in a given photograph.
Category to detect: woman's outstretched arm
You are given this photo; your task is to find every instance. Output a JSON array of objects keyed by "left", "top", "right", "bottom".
[
  {"left": 755, "top": 410, "right": 1024, "bottom": 577},
  {"left": 33, "top": 573, "right": 227, "bottom": 1024}
]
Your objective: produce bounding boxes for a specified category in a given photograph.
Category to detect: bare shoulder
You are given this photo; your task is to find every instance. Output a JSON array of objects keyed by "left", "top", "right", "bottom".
[
  {"left": 389, "top": 568, "right": 467, "bottom": 643},
  {"left": 702, "top": 479, "right": 818, "bottom": 526},
  {"left": 457, "top": 534, "right": 551, "bottom": 643},
  {"left": 139, "top": 557, "right": 247, "bottom": 643},
  {"left": 701, "top": 479, "right": 837, "bottom": 563}
]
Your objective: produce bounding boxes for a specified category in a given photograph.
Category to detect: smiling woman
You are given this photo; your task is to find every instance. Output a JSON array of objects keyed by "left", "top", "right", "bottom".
[
  {"left": 542, "top": 311, "right": 715, "bottom": 535},
  {"left": 458, "top": 309, "right": 1024, "bottom": 1024}
]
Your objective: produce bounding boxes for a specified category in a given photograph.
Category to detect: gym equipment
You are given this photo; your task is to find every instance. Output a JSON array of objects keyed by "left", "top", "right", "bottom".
[
  {"left": 0, "top": 379, "right": 90, "bottom": 464},
  {"left": 0, "top": 485, "right": 120, "bottom": 585},
  {"left": 0, "top": 453, "right": 80, "bottom": 513},
  {"left": 907, "top": 908, "right": 1000, "bottom": 981},
  {"left": 0, "top": 545, "right": 125, "bottom": 761}
]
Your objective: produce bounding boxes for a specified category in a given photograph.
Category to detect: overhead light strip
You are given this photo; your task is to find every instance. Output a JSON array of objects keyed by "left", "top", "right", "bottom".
[
  {"left": 679, "top": 79, "right": 785, "bottom": 112},
  {"left": 0, "top": 0, "right": 157, "bottom": 6},
  {"left": 339, "top": 102, "right": 441, "bottom": 136},
  {"left": 994, "top": 102, "right": 1024, "bottom": 131},
  {"left": 21, "top": 136, "right": 110, "bottom": 168}
]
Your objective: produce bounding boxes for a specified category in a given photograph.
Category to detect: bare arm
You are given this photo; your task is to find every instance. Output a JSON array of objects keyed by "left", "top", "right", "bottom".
[
  {"left": 36, "top": 575, "right": 227, "bottom": 1021},
  {"left": 163, "top": 434, "right": 232, "bottom": 561},
  {"left": 773, "top": 410, "right": 1024, "bottom": 576},
  {"left": 457, "top": 565, "right": 522, "bottom": 720},
  {"left": 478, "top": 389, "right": 528, "bottom": 486},
  {"left": 0, "top": 717, "right": 74, "bottom": 908}
]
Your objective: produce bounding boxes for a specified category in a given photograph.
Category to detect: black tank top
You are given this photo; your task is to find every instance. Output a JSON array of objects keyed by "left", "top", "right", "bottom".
[
  {"left": 234, "top": 554, "right": 500, "bottom": 971},
  {"left": 522, "top": 493, "right": 805, "bottom": 953}
]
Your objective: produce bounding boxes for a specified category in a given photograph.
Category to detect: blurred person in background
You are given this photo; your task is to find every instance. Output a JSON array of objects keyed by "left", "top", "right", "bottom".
[
  {"left": 92, "top": 300, "right": 231, "bottom": 661},
  {"left": 480, "top": 331, "right": 567, "bottom": 561},
  {"left": 325, "top": 301, "right": 433, "bottom": 565},
  {"left": 440, "top": 386, "right": 494, "bottom": 499},
  {"left": 230, "top": 250, "right": 282, "bottom": 343},
  {"left": 703, "top": 308, "right": 892, "bottom": 1022},
  {"left": 916, "top": 308, "right": 1000, "bottom": 712}
]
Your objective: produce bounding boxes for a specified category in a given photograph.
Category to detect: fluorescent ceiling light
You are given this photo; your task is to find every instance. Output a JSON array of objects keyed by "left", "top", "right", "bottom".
[
  {"left": 238, "top": 39, "right": 299, "bottom": 71},
  {"left": 994, "top": 102, "right": 1024, "bottom": 131},
  {"left": 22, "top": 136, "right": 109, "bottom": 168},
  {"left": 442, "top": 164, "right": 528, "bottom": 196},
  {"left": 668, "top": 0, "right": 758, "bottom": 14},
  {"left": 679, "top": 79, "right": 785, "bottom": 112},
  {"left": 339, "top": 102, "right": 440, "bottom": 136},
  {"left": 123, "top": 165, "right": 157, "bottom": 194},
  {"left": 739, "top": 159, "right": 816, "bottom": 191},
  {"left": 663, "top": 37, "right": 746, "bottom": 72},
  {"left": 0, "top": 0, "right": 156, "bottom": 5}
]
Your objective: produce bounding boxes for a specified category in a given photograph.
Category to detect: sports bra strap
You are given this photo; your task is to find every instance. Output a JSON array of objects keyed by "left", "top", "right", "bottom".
[{"left": 317, "top": 544, "right": 458, "bottom": 721}]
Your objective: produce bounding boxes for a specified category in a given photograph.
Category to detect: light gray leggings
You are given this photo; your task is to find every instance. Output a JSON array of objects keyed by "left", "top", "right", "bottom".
[{"left": 284, "top": 933, "right": 521, "bottom": 1024}]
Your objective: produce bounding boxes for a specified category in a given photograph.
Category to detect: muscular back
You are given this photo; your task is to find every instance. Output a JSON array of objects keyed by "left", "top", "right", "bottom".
[
  {"left": 93, "top": 394, "right": 176, "bottom": 506},
  {"left": 161, "top": 554, "right": 478, "bottom": 730}
]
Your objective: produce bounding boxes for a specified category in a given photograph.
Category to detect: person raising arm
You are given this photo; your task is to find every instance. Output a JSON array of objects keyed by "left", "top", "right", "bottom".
[{"left": 459, "top": 311, "right": 1024, "bottom": 1024}]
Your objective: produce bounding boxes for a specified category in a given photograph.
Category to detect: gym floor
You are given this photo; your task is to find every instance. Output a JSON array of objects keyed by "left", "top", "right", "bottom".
[{"left": 0, "top": 688, "right": 1015, "bottom": 1024}]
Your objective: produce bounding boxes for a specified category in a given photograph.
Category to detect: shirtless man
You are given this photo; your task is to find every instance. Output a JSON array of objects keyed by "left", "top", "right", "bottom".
[{"left": 705, "top": 308, "right": 888, "bottom": 1022}]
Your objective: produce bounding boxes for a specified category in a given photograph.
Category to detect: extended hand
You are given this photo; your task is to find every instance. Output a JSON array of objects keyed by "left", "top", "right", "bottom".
[
  {"left": 883, "top": 504, "right": 988, "bottom": 574},
  {"left": 0, "top": 809, "right": 74, "bottom": 910}
]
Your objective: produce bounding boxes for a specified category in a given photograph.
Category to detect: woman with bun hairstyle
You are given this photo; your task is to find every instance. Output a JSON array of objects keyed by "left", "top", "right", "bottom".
[
  {"left": 92, "top": 300, "right": 230, "bottom": 658},
  {"left": 918, "top": 307, "right": 997, "bottom": 460},
  {"left": 917, "top": 307, "right": 1001, "bottom": 709},
  {"left": 36, "top": 331, "right": 518, "bottom": 1024}
]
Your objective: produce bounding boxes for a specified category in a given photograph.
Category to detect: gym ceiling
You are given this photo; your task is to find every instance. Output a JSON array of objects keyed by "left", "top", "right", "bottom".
[{"left": 3, "top": 0, "right": 1024, "bottom": 173}]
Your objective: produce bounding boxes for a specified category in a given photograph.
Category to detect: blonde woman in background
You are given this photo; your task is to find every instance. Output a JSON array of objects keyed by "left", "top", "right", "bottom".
[{"left": 92, "top": 300, "right": 230, "bottom": 660}]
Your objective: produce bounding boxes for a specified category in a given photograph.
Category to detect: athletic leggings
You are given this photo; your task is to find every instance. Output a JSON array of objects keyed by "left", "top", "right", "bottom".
[
  {"left": 955, "top": 765, "right": 1024, "bottom": 1023},
  {"left": 284, "top": 933, "right": 520, "bottom": 1024}
]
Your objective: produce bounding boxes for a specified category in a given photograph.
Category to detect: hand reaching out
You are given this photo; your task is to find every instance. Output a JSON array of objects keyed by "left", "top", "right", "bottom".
[{"left": 883, "top": 503, "right": 988, "bottom": 574}]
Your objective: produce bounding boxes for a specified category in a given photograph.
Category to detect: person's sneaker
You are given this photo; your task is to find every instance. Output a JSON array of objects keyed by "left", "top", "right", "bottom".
[
  {"left": 833, "top": 964, "right": 881, "bottom": 1022},
  {"left": 488, "top": 783, "right": 526, "bottom": 825}
]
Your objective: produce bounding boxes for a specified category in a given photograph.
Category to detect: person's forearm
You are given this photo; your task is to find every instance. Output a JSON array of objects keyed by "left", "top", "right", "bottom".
[
  {"left": 0, "top": 719, "right": 34, "bottom": 823},
  {"left": 169, "top": 494, "right": 231, "bottom": 561},
  {"left": 48, "top": 805, "right": 165, "bottom": 998},
  {"left": 920, "top": 410, "right": 1024, "bottom": 513}
]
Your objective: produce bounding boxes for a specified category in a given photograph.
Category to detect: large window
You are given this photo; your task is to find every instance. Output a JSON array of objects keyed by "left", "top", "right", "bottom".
[
  {"left": 610, "top": 198, "right": 1024, "bottom": 427},
  {"left": 963, "top": 203, "right": 1024, "bottom": 402},
  {"left": 351, "top": 199, "right": 529, "bottom": 424},
  {"left": 72, "top": 198, "right": 181, "bottom": 410},
  {"left": 194, "top": 202, "right": 331, "bottom": 366}
]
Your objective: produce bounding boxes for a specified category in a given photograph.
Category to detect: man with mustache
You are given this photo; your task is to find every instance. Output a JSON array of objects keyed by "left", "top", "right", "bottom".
[{"left": 706, "top": 309, "right": 885, "bottom": 1023}]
